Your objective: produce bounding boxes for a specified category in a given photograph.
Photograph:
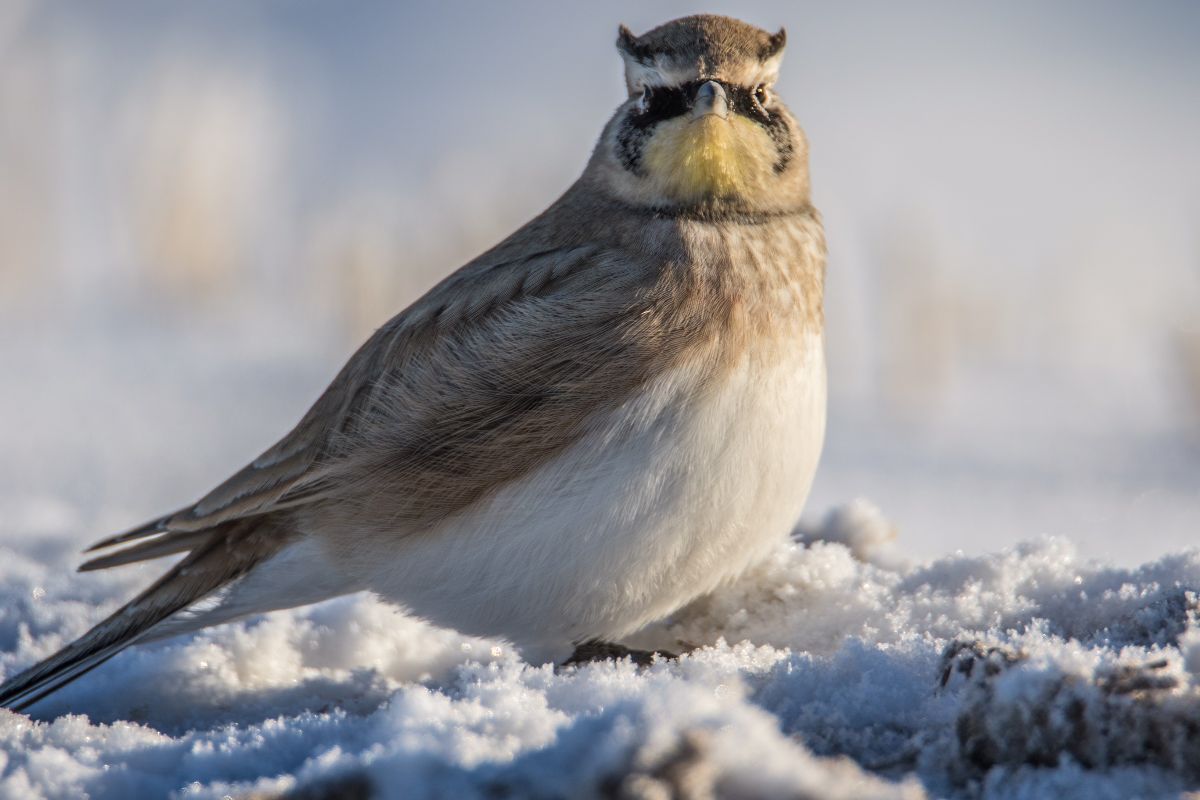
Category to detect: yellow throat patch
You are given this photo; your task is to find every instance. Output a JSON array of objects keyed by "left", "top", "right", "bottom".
[{"left": 641, "top": 114, "right": 777, "bottom": 203}]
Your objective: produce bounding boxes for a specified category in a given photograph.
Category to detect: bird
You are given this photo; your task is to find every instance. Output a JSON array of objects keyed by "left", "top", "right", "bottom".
[{"left": 0, "top": 14, "right": 826, "bottom": 711}]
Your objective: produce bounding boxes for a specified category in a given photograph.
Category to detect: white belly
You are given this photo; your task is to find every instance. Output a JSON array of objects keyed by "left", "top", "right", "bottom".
[{"left": 362, "top": 333, "right": 827, "bottom": 655}]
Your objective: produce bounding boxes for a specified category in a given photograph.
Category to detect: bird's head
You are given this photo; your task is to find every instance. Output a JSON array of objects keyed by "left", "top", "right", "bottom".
[{"left": 588, "top": 15, "right": 810, "bottom": 216}]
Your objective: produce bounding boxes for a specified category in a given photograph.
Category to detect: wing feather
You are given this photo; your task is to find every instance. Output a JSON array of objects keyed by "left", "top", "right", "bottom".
[{"left": 84, "top": 244, "right": 602, "bottom": 555}]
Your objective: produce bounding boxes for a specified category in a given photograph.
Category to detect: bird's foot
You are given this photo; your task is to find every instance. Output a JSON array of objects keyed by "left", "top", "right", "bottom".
[{"left": 560, "top": 640, "right": 678, "bottom": 669}]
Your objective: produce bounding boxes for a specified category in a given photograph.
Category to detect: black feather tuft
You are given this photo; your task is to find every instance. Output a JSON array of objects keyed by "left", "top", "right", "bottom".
[{"left": 764, "top": 27, "right": 787, "bottom": 59}]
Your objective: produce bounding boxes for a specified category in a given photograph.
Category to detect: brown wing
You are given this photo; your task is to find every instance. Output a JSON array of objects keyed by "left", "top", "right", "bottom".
[
  {"left": 303, "top": 244, "right": 735, "bottom": 533},
  {"left": 83, "top": 242, "right": 605, "bottom": 560},
  {"left": 86, "top": 192, "right": 745, "bottom": 565}
]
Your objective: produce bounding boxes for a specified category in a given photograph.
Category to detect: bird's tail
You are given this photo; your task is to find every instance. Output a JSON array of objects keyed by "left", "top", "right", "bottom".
[{"left": 0, "top": 517, "right": 284, "bottom": 712}]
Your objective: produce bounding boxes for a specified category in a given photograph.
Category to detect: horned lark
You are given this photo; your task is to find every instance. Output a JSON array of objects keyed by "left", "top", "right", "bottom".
[{"left": 0, "top": 14, "right": 826, "bottom": 709}]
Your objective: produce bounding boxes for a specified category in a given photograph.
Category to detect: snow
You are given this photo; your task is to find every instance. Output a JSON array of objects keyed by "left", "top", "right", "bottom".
[{"left": 4, "top": 486, "right": 1200, "bottom": 798}]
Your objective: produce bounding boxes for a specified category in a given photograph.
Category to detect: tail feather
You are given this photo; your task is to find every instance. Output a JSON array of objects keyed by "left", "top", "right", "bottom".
[
  {"left": 77, "top": 530, "right": 212, "bottom": 572},
  {"left": 0, "top": 518, "right": 284, "bottom": 711},
  {"left": 82, "top": 507, "right": 189, "bottom": 553}
]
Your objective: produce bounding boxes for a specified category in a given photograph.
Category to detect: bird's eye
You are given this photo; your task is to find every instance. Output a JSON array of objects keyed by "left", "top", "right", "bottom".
[{"left": 754, "top": 85, "right": 770, "bottom": 107}]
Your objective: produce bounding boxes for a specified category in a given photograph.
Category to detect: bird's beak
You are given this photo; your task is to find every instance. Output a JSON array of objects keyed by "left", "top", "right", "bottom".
[{"left": 691, "top": 80, "right": 729, "bottom": 120}]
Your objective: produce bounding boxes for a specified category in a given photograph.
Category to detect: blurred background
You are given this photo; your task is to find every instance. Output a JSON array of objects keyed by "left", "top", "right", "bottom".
[{"left": 1, "top": 1, "right": 1197, "bottom": 566}]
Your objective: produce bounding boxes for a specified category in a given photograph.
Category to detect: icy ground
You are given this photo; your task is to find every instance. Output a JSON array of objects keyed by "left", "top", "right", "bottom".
[
  {"left": 6, "top": 504, "right": 1200, "bottom": 799},
  {"left": 1, "top": 314, "right": 1199, "bottom": 799}
]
